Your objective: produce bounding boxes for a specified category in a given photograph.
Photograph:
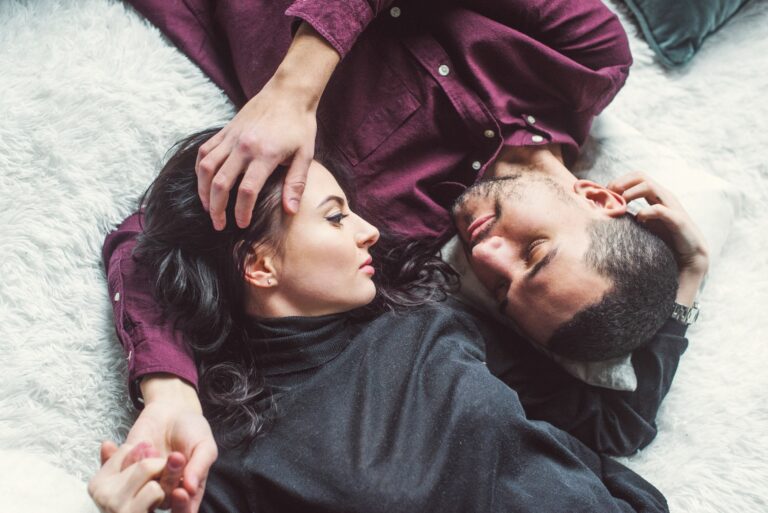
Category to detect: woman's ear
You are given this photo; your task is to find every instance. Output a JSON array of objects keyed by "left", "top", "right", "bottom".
[
  {"left": 574, "top": 179, "right": 627, "bottom": 218},
  {"left": 244, "top": 251, "right": 279, "bottom": 289}
]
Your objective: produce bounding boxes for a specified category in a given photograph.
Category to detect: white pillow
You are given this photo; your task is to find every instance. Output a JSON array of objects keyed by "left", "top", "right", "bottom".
[{"left": 442, "top": 112, "right": 741, "bottom": 391}]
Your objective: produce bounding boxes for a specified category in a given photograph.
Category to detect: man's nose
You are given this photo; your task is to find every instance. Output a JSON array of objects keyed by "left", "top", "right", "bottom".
[{"left": 471, "top": 236, "right": 509, "bottom": 275}]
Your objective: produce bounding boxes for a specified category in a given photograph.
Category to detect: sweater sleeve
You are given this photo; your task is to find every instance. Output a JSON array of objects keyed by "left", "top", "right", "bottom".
[
  {"left": 431, "top": 309, "right": 668, "bottom": 512},
  {"left": 102, "top": 212, "right": 199, "bottom": 408},
  {"left": 485, "top": 319, "right": 688, "bottom": 456}
]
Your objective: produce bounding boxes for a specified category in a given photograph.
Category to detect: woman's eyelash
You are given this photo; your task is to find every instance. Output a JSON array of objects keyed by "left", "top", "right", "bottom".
[{"left": 326, "top": 213, "right": 349, "bottom": 224}]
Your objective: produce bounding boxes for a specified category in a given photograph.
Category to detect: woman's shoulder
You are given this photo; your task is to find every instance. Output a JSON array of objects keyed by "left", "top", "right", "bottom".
[{"left": 358, "top": 299, "right": 487, "bottom": 361}]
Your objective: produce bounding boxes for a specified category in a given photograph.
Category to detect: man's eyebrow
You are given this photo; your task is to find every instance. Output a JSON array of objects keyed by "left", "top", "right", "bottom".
[
  {"left": 526, "top": 247, "right": 559, "bottom": 282},
  {"left": 317, "top": 195, "right": 346, "bottom": 209}
]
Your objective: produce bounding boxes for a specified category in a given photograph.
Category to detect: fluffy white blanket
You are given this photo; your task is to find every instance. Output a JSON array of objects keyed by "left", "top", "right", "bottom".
[{"left": 1, "top": 1, "right": 766, "bottom": 511}]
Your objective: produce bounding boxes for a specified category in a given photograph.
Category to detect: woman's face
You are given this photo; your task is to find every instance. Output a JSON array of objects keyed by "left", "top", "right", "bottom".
[{"left": 257, "top": 161, "right": 380, "bottom": 317}]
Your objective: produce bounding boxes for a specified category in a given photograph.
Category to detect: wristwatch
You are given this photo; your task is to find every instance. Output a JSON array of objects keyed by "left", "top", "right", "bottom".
[{"left": 670, "top": 301, "right": 700, "bottom": 326}]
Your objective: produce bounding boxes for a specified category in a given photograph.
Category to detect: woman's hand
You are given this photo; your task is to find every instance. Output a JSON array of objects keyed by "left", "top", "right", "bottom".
[
  {"left": 196, "top": 22, "right": 340, "bottom": 230},
  {"left": 608, "top": 171, "right": 709, "bottom": 306},
  {"left": 89, "top": 442, "right": 170, "bottom": 513},
  {"left": 124, "top": 375, "right": 218, "bottom": 513}
]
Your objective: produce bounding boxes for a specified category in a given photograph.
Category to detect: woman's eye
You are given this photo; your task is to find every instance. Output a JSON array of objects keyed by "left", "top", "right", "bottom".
[{"left": 326, "top": 213, "right": 349, "bottom": 225}]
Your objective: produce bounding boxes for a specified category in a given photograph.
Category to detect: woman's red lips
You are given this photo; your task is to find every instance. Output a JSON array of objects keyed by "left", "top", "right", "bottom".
[
  {"left": 466, "top": 214, "right": 495, "bottom": 242},
  {"left": 360, "top": 255, "right": 375, "bottom": 276}
]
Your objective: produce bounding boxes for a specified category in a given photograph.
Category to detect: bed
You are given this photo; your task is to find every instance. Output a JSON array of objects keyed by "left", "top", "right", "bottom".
[{"left": 1, "top": 0, "right": 766, "bottom": 511}]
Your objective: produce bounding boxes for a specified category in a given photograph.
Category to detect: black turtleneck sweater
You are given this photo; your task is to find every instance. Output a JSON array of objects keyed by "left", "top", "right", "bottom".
[{"left": 201, "top": 302, "right": 670, "bottom": 513}]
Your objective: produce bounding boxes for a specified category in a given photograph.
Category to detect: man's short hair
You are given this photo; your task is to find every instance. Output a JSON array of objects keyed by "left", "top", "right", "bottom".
[{"left": 547, "top": 215, "right": 679, "bottom": 361}]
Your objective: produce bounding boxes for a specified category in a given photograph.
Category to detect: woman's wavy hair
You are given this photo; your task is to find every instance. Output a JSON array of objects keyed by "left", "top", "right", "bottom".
[{"left": 134, "top": 128, "right": 457, "bottom": 446}]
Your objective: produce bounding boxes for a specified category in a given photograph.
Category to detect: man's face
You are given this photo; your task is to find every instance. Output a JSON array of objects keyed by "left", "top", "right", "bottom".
[{"left": 453, "top": 175, "right": 612, "bottom": 345}]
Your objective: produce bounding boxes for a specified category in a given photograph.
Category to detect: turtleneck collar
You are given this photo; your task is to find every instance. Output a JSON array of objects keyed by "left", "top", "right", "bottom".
[{"left": 245, "top": 311, "right": 356, "bottom": 377}]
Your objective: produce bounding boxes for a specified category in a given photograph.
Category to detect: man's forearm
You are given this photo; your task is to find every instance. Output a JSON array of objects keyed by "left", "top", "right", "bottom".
[
  {"left": 270, "top": 22, "right": 341, "bottom": 111},
  {"left": 140, "top": 373, "right": 202, "bottom": 413}
]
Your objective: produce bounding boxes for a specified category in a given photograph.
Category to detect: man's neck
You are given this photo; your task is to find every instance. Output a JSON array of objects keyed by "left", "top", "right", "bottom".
[{"left": 489, "top": 144, "right": 573, "bottom": 184}]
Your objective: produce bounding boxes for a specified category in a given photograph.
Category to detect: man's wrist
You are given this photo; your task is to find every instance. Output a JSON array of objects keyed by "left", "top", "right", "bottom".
[
  {"left": 139, "top": 373, "right": 202, "bottom": 414},
  {"left": 271, "top": 22, "right": 340, "bottom": 109}
]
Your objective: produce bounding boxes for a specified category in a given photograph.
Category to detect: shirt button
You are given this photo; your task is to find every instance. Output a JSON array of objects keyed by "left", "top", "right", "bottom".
[
  {"left": 113, "top": 292, "right": 121, "bottom": 302},
  {"left": 390, "top": 6, "right": 401, "bottom": 17},
  {"left": 483, "top": 129, "right": 495, "bottom": 139},
  {"left": 531, "top": 135, "right": 544, "bottom": 143},
  {"left": 526, "top": 115, "right": 537, "bottom": 124},
  {"left": 438, "top": 64, "right": 450, "bottom": 76},
  {"left": 471, "top": 160, "right": 482, "bottom": 171}
]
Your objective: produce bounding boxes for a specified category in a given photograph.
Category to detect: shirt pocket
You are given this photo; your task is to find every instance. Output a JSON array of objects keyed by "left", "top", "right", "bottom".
[{"left": 318, "top": 52, "right": 422, "bottom": 166}]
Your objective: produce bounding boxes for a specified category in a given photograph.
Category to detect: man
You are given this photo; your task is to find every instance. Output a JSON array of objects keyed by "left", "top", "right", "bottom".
[{"left": 100, "top": 0, "right": 707, "bottom": 510}]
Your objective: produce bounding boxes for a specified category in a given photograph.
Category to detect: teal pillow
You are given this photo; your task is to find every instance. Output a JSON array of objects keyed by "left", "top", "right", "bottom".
[{"left": 622, "top": 0, "right": 752, "bottom": 67}]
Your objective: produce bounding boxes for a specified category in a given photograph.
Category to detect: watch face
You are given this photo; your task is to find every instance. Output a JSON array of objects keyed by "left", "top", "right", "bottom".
[{"left": 672, "top": 302, "right": 700, "bottom": 325}]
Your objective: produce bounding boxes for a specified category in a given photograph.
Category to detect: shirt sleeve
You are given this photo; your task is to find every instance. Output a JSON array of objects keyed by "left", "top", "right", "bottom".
[
  {"left": 284, "top": 0, "right": 401, "bottom": 58},
  {"left": 102, "top": 212, "right": 199, "bottom": 409},
  {"left": 485, "top": 319, "right": 689, "bottom": 456}
]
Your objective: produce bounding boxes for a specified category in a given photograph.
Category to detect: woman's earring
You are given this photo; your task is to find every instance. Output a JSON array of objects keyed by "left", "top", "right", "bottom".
[{"left": 267, "top": 278, "right": 272, "bottom": 286}]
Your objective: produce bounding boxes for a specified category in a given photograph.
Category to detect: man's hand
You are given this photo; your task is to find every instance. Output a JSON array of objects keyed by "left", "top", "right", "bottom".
[
  {"left": 608, "top": 172, "right": 709, "bottom": 305},
  {"left": 196, "top": 22, "right": 340, "bottom": 230},
  {"left": 123, "top": 374, "right": 218, "bottom": 513}
]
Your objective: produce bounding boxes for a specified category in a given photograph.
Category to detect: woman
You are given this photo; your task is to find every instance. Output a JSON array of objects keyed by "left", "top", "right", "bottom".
[{"left": 90, "top": 129, "right": 669, "bottom": 512}]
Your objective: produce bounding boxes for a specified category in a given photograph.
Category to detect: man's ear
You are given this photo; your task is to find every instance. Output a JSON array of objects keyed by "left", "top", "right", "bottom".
[
  {"left": 574, "top": 179, "right": 627, "bottom": 218},
  {"left": 243, "top": 250, "right": 279, "bottom": 288}
]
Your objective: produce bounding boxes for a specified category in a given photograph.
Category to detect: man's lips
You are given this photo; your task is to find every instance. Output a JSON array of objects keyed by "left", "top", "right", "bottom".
[{"left": 466, "top": 214, "right": 495, "bottom": 243}]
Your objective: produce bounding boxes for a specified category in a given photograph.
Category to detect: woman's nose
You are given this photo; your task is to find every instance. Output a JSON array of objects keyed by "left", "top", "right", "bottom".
[{"left": 356, "top": 217, "right": 380, "bottom": 248}]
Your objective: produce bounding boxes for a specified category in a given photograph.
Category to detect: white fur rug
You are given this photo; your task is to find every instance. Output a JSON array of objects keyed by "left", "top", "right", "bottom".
[{"left": 1, "top": 1, "right": 766, "bottom": 511}]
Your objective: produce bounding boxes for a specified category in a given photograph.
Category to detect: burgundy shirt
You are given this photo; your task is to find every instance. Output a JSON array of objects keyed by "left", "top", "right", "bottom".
[{"left": 106, "top": 0, "right": 632, "bottom": 401}]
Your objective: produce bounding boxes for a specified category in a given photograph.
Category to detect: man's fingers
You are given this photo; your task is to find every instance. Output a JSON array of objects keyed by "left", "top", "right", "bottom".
[
  {"left": 170, "top": 487, "right": 192, "bottom": 513},
  {"left": 195, "top": 128, "right": 227, "bottom": 172},
  {"left": 282, "top": 153, "right": 311, "bottom": 214},
  {"left": 234, "top": 159, "right": 273, "bottom": 228},
  {"left": 100, "top": 440, "right": 119, "bottom": 466},
  {"left": 197, "top": 137, "right": 234, "bottom": 213},
  {"left": 183, "top": 439, "right": 219, "bottom": 497},
  {"left": 157, "top": 452, "right": 187, "bottom": 509},
  {"left": 208, "top": 148, "right": 253, "bottom": 231}
]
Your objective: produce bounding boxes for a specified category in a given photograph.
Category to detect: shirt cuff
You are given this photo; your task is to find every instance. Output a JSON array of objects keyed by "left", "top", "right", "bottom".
[{"left": 285, "top": 0, "right": 374, "bottom": 58}]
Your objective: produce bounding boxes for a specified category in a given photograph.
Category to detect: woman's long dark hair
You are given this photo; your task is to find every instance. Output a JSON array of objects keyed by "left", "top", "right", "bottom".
[{"left": 135, "top": 128, "right": 457, "bottom": 446}]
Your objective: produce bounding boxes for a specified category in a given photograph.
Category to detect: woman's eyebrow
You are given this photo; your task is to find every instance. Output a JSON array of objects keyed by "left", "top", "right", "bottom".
[{"left": 317, "top": 195, "right": 346, "bottom": 209}]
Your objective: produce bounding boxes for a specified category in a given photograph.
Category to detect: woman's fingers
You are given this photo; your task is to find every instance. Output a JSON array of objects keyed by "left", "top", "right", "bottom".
[
  {"left": 132, "top": 480, "right": 166, "bottom": 513},
  {"left": 620, "top": 181, "right": 658, "bottom": 204},
  {"left": 606, "top": 171, "right": 648, "bottom": 194},
  {"left": 100, "top": 441, "right": 119, "bottom": 466}
]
